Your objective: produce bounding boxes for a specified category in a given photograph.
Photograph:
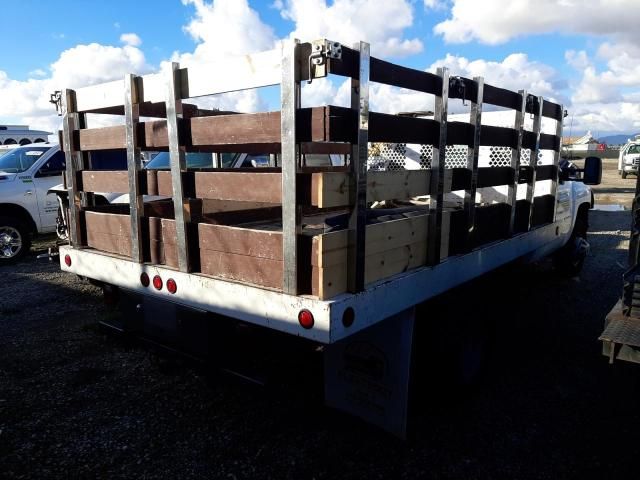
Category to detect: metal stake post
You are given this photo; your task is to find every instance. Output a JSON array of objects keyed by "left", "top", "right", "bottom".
[
  {"left": 550, "top": 106, "right": 564, "bottom": 222},
  {"left": 429, "top": 67, "right": 449, "bottom": 264},
  {"left": 508, "top": 90, "right": 527, "bottom": 234},
  {"left": 463, "top": 77, "right": 484, "bottom": 251},
  {"left": 526, "top": 96, "right": 544, "bottom": 230},
  {"left": 165, "top": 62, "right": 191, "bottom": 272},
  {"left": 281, "top": 40, "right": 301, "bottom": 295},
  {"left": 125, "top": 74, "right": 144, "bottom": 263},
  {"left": 347, "top": 41, "right": 370, "bottom": 293},
  {"left": 61, "top": 89, "right": 84, "bottom": 247}
]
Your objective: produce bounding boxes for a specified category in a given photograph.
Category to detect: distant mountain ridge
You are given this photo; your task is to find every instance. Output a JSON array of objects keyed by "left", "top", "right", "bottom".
[{"left": 598, "top": 133, "right": 640, "bottom": 145}]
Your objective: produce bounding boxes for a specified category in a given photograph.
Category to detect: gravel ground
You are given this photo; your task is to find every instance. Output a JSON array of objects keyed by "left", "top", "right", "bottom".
[{"left": 1, "top": 207, "right": 639, "bottom": 478}]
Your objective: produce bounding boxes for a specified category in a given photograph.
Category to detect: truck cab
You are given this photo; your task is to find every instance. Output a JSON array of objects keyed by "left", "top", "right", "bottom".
[{"left": 0, "top": 143, "right": 66, "bottom": 262}]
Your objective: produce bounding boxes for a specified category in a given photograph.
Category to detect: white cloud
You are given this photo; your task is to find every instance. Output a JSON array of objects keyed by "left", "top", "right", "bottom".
[
  {"left": 431, "top": 53, "right": 564, "bottom": 103},
  {"left": 120, "top": 33, "right": 142, "bottom": 47},
  {"left": 29, "top": 69, "right": 47, "bottom": 78},
  {"left": 568, "top": 102, "right": 640, "bottom": 135},
  {"left": 180, "top": 0, "right": 277, "bottom": 60},
  {"left": 434, "top": 0, "right": 640, "bottom": 45},
  {"left": 300, "top": 51, "right": 565, "bottom": 119},
  {"left": 565, "top": 40, "right": 640, "bottom": 133},
  {"left": 277, "top": 0, "right": 423, "bottom": 58},
  {"left": 0, "top": 43, "right": 151, "bottom": 134},
  {"left": 423, "top": 0, "right": 446, "bottom": 10},
  {"left": 163, "top": 0, "right": 278, "bottom": 113}
]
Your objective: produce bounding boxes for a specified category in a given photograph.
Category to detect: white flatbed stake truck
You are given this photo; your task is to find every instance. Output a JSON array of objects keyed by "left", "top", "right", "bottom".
[{"left": 55, "top": 39, "right": 601, "bottom": 437}]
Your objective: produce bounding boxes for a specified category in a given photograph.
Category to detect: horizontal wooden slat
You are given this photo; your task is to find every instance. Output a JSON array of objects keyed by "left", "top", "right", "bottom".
[
  {"left": 483, "top": 84, "right": 522, "bottom": 110},
  {"left": 522, "top": 130, "right": 536, "bottom": 150},
  {"left": 370, "top": 112, "right": 440, "bottom": 144},
  {"left": 542, "top": 101, "right": 563, "bottom": 121},
  {"left": 450, "top": 167, "right": 514, "bottom": 190},
  {"left": 200, "top": 250, "right": 282, "bottom": 290},
  {"left": 447, "top": 121, "right": 473, "bottom": 146},
  {"left": 539, "top": 133, "right": 560, "bottom": 151},
  {"left": 81, "top": 170, "right": 129, "bottom": 193},
  {"left": 518, "top": 165, "right": 557, "bottom": 183},
  {"left": 312, "top": 241, "right": 428, "bottom": 299},
  {"left": 311, "top": 170, "right": 453, "bottom": 208},
  {"left": 85, "top": 211, "right": 132, "bottom": 257},
  {"left": 194, "top": 171, "right": 282, "bottom": 203},
  {"left": 480, "top": 125, "right": 518, "bottom": 148},
  {"left": 329, "top": 45, "right": 441, "bottom": 95},
  {"left": 79, "top": 126, "right": 126, "bottom": 150},
  {"left": 522, "top": 132, "right": 560, "bottom": 151},
  {"left": 199, "top": 224, "right": 283, "bottom": 261},
  {"left": 312, "top": 214, "right": 429, "bottom": 267}
]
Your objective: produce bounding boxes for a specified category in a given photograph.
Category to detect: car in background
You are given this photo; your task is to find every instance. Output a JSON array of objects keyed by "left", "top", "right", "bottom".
[
  {"left": 618, "top": 139, "right": 640, "bottom": 179},
  {"left": 0, "top": 144, "right": 66, "bottom": 263}
]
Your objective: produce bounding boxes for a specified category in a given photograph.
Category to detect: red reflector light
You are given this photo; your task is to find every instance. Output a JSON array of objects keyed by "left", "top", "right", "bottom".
[
  {"left": 166, "top": 278, "right": 177, "bottom": 294},
  {"left": 64, "top": 254, "right": 72, "bottom": 267},
  {"left": 152, "top": 275, "right": 163, "bottom": 290},
  {"left": 140, "top": 272, "right": 150, "bottom": 287},
  {"left": 298, "top": 309, "right": 314, "bottom": 329}
]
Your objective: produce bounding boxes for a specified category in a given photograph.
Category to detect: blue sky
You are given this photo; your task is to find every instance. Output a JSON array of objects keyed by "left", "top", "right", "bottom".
[{"left": 1, "top": 0, "right": 638, "bottom": 136}]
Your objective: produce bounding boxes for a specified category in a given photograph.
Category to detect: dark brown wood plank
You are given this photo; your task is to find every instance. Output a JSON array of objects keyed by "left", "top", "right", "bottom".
[
  {"left": 200, "top": 250, "right": 283, "bottom": 290},
  {"left": 447, "top": 121, "right": 473, "bottom": 146},
  {"left": 85, "top": 211, "right": 132, "bottom": 256},
  {"left": 141, "top": 120, "right": 169, "bottom": 149},
  {"left": 81, "top": 170, "right": 129, "bottom": 193},
  {"left": 483, "top": 84, "right": 522, "bottom": 110},
  {"left": 477, "top": 167, "right": 514, "bottom": 188},
  {"left": 199, "top": 224, "right": 283, "bottom": 260},
  {"left": 194, "top": 171, "right": 282, "bottom": 203},
  {"left": 522, "top": 130, "right": 536, "bottom": 150},
  {"left": 79, "top": 126, "right": 126, "bottom": 150},
  {"left": 369, "top": 112, "right": 439, "bottom": 144},
  {"left": 542, "top": 101, "right": 563, "bottom": 121},
  {"left": 540, "top": 133, "right": 560, "bottom": 151},
  {"left": 327, "top": 45, "right": 442, "bottom": 95},
  {"left": 480, "top": 125, "right": 518, "bottom": 148}
]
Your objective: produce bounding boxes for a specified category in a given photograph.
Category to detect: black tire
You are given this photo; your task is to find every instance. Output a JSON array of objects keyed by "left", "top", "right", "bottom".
[
  {"left": 622, "top": 172, "right": 628, "bottom": 179},
  {"left": 0, "top": 216, "right": 31, "bottom": 264},
  {"left": 554, "top": 208, "right": 589, "bottom": 276}
]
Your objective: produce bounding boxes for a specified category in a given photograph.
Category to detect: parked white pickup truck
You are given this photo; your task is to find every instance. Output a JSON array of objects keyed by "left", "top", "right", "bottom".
[
  {"left": 0, "top": 143, "right": 66, "bottom": 263},
  {"left": 618, "top": 137, "right": 640, "bottom": 179}
]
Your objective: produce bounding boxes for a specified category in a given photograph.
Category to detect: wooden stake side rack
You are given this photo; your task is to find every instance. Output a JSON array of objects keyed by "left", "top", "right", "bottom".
[{"left": 59, "top": 39, "right": 564, "bottom": 300}]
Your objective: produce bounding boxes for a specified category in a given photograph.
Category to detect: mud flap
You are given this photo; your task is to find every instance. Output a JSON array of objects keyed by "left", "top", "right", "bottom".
[{"left": 324, "top": 308, "right": 415, "bottom": 438}]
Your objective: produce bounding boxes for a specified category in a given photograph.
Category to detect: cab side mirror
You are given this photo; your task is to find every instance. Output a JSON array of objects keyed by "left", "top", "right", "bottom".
[{"left": 583, "top": 156, "right": 602, "bottom": 185}]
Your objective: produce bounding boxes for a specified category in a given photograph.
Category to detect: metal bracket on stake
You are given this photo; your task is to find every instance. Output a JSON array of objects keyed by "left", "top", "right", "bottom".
[
  {"left": 61, "top": 89, "right": 84, "bottom": 247},
  {"left": 550, "top": 105, "right": 564, "bottom": 223},
  {"left": 526, "top": 95, "right": 544, "bottom": 231},
  {"left": 281, "top": 40, "right": 301, "bottom": 295},
  {"left": 307, "top": 39, "right": 342, "bottom": 84},
  {"left": 347, "top": 41, "right": 370, "bottom": 293},
  {"left": 125, "top": 74, "right": 144, "bottom": 263},
  {"left": 463, "top": 77, "right": 484, "bottom": 251},
  {"left": 428, "top": 67, "right": 449, "bottom": 265},
  {"left": 508, "top": 90, "right": 527, "bottom": 235},
  {"left": 165, "top": 62, "right": 191, "bottom": 272}
]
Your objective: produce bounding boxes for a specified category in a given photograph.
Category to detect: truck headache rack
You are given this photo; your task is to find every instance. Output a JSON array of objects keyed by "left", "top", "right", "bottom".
[{"left": 58, "top": 38, "right": 565, "bottom": 342}]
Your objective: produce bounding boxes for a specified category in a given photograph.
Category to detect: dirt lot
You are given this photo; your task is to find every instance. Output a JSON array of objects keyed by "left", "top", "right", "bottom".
[{"left": 1, "top": 166, "right": 639, "bottom": 479}]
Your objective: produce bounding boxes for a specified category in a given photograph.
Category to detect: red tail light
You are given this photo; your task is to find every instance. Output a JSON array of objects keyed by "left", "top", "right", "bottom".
[
  {"left": 64, "top": 254, "right": 72, "bottom": 267},
  {"left": 298, "top": 309, "right": 314, "bottom": 329},
  {"left": 152, "top": 275, "right": 163, "bottom": 290},
  {"left": 166, "top": 278, "right": 177, "bottom": 294},
  {"left": 140, "top": 272, "right": 150, "bottom": 287}
]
